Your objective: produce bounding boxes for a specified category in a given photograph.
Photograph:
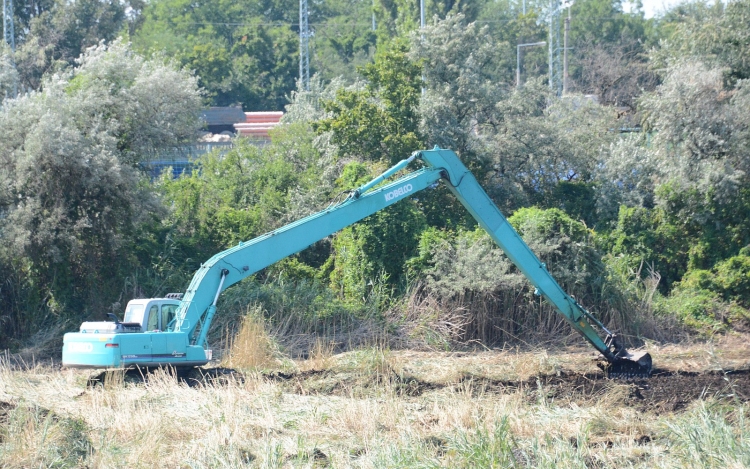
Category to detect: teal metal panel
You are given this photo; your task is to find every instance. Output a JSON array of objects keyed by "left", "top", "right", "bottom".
[
  {"left": 119, "top": 333, "right": 153, "bottom": 365},
  {"left": 62, "top": 333, "right": 121, "bottom": 368}
]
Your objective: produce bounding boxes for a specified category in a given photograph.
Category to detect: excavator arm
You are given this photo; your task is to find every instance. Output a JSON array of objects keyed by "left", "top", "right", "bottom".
[
  {"left": 173, "top": 156, "right": 445, "bottom": 345},
  {"left": 422, "top": 149, "right": 651, "bottom": 376},
  {"left": 175, "top": 147, "right": 651, "bottom": 377}
]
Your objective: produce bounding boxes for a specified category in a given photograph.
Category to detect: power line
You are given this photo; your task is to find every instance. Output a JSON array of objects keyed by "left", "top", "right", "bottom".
[{"left": 180, "top": 15, "right": 635, "bottom": 29}]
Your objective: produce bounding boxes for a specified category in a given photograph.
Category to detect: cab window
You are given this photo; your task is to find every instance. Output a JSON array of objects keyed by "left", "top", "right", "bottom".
[
  {"left": 124, "top": 304, "right": 144, "bottom": 324},
  {"left": 161, "top": 304, "right": 177, "bottom": 331},
  {"left": 147, "top": 305, "right": 159, "bottom": 331}
]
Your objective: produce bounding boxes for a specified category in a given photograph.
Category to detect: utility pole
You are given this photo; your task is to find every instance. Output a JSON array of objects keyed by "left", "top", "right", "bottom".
[
  {"left": 420, "top": 0, "right": 425, "bottom": 94},
  {"left": 548, "top": 0, "right": 562, "bottom": 96},
  {"left": 563, "top": 8, "right": 570, "bottom": 95},
  {"left": 517, "top": 42, "right": 546, "bottom": 87},
  {"left": 299, "top": 0, "right": 310, "bottom": 91},
  {"left": 2, "top": 0, "right": 13, "bottom": 52},
  {"left": 3, "top": 0, "right": 16, "bottom": 98}
]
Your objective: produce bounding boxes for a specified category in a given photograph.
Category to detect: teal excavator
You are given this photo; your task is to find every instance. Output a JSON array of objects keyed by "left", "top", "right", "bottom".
[{"left": 62, "top": 148, "right": 652, "bottom": 377}]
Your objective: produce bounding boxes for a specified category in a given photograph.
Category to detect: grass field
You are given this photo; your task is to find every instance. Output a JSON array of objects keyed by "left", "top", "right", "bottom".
[{"left": 1, "top": 336, "right": 749, "bottom": 468}]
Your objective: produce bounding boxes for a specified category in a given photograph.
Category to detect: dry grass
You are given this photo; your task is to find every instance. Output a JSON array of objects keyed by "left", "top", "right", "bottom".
[
  {"left": 224, "top": 310, "right": 280, "bottom": 370},
  {"left": 1, "top": 338, "right": 749, "bottom": 468},
  {"left": 645, "top": 334, "right": 750, "bottom": 372},
  {"left": 298, "top": 338, "right": 337, "bottom": 372}
]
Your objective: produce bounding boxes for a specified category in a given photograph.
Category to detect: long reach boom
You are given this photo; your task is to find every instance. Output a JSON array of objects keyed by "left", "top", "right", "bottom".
[{"left": 63, "top": 148, "right": 652, "bottom": 377}]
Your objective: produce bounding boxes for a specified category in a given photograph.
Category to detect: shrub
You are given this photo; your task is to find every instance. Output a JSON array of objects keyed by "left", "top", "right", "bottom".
[
  {"left": 655, "top": 287, "right": 727, "bottom": 333},
  {"left": 659, "top": 252, "right": 750, "bottom": 333},
  {"left": 398, "top": 208, "right": 647, "bottom": 346},
  {"left": 713, "top": 254, "right": 750, "bottom": 307}
]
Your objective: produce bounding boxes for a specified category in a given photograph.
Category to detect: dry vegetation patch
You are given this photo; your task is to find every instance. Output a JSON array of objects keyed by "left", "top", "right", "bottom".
[{"left": 1, "top": 338, "right": 749, "bottom": 467}]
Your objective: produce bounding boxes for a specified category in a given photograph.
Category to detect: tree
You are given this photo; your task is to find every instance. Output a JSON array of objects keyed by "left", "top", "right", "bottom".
[
  {"left": 597, "top": 60, "right": 750, "bottom": 224},
  {"left": 486, "top": 81, "right": 618, "bottom": 217},
  {"left": 0, "top": 41, "right": 202, "bottom": 341},
  {"left": 654, "top": 0, "right": 750, "bottom": 84},
  {"left": 13, "top": 0, "right": 128, "bottom": 91},
  {"left": 639, "top": 61, "right": 749, "bottom": 199},
  {"left": 560, "top": 0, "right": 654, "bottom": 104},
  {"left": 575, "top": 39, "right": 657, "bottom": 108},
  {"left": 412, "top": 14, "right": 510, "bottom": 164},
  {"left": 569, "top": 0, "right": 650, "bottom": 46},
  {"left": 133, "top": 0, "right": 381, "bottom": 109},
  {"left": 157, "top": 121, "right": 332, "bottom": 277},
  {"left": 307, "top": 0, "right": 378, "bottom": 82},
  {"left": 410, "top": 14, "right": 515, "bottom": 228},
  {"left": 595, "top": 59, "right": 750, "bottom": 287},
  {"left": 375, "top": 0, "right": 487, "bottom": 42},
  {"left": 0, "top": 48, "right": 19, "bottom": 99},
  {"left": 133, "top": 0, "right": 298, "bottom": 110},
  {"left": 315, "top": 39, "right": 424, "bottom": 164}
]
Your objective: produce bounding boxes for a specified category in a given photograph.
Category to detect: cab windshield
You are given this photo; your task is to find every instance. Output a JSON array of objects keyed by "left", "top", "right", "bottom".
[{"left": 124, "top": 304, "right": 145, "bottom": 324}]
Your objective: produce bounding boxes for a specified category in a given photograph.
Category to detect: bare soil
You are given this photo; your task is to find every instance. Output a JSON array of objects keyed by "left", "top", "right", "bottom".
[
  {"left": 532, "top": 369, "right": 750, "bottom": 414},
  {"left": 265, "top": 367, "right": 750, "bottom": 415}
]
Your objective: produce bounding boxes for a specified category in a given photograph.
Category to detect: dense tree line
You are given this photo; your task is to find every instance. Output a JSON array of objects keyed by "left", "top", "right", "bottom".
[{"left": 1, "top": 0, "right": 749, "bottom": 351}]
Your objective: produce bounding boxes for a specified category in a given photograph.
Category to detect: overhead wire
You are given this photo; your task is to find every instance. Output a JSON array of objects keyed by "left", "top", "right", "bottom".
[{"left": 181, "top": 15, "right": 644, "bottom": 29}]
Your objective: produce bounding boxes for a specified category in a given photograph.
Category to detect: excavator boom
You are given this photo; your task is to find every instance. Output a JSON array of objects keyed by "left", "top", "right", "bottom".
[{"left": 62, "top": 148, "right": 651, "bottom": 376}]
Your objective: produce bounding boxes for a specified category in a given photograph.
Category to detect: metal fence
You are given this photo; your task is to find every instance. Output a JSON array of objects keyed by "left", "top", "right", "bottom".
[{"left": 141, "top": 142, "right": 234, "bottom": 178}]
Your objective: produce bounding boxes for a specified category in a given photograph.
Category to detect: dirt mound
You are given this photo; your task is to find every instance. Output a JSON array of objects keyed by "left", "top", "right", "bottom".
[
  {"left": 525, "top": 369, "right": 750, "bottom": 413},
  {"left": 266, "top": 368, "right": 750, "bottom": 413},
  {"left": 629, "top": 369, "right": 749, "bottom": 413}
]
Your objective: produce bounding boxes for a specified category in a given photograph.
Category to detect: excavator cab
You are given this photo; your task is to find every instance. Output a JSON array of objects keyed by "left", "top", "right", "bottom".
[
  {"left": 74, "top": 299, "right": 180, "bottom": 335},
  {"left": 143, "top": 303, "right": 178, "bottom": 332}
]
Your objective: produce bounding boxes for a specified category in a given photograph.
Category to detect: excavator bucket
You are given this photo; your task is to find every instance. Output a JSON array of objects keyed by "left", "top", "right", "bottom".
[
  {"left": 596, "top": 333, "right": 652, "bottom": 378},
  {"left": 599, "top": 351, "right": 653, "bottom": 378}
]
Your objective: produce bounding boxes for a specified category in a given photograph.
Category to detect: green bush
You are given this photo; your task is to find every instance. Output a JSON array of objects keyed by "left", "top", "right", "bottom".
[
  {"left": 508, "top": 207, "right": 604, "bottom": 302},
  {"left": 713, "top": 254, "right": 750, "bottom": 307},
  {"left": 328, "top": 162, "right": 427, "bottom": 302},
  {"left": 679, "top": 269, "right": 715, "bottom": 292},
  {"left": 662, "top": 252, "right": 750, "bottom": 332},
  {"left": 215, "top": 277, "right": 371, "bottom": 341},
  {"left": 603, "top": 205, "right": 691, "bottom": 292},
  {"left": 656, "top": 287, "right": 727, "bottom": 333}
]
